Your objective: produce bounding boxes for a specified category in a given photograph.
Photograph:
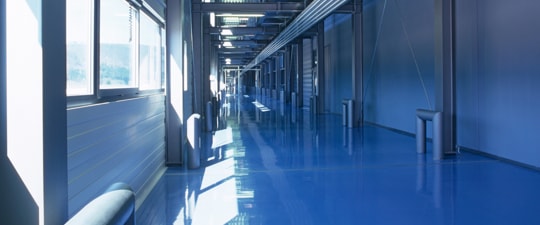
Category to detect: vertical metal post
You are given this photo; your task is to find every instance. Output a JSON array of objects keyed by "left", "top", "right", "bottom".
[
  {"left": 434, "top": 0, "right": 456, "bottom": 154},
  {"left": 202, "top": 18, "right": 212, "bottom": 107},
  {"left": 192, "top": 10, "right": 203, "bottom": 115},
  {"left": 352, "top": 0, "right": 364, "bottom": 127},
  {"left": 317, "top": 22, "right": 325, "bottom": 114},
  {"left": 416, "top": 117, "right": 426, "bottom": 154},
  {"left": 297, "top": 40, "right": 304, "bottom": 107}
]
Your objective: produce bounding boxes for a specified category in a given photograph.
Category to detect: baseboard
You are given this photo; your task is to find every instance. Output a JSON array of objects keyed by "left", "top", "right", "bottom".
[{"left": 458, "top": 146, "right": 540, "bottom": 172}]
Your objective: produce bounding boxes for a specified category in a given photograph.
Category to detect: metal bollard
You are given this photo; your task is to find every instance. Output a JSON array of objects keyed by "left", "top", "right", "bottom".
[
  {"left": 206, "top": 101, "right": 213, "bottom": 132},
  {"left": 416, "top": 109, "right": 443, "bottom": 160},
  {"left": 342, "top": 100, "right": 348, "bottom": 126},
  {"left": 291, "top": 92, "right": 297, "bottom": 107},
  {"left": 342, "top": 99, "right": 353, "bottom": 127},
  {"left": 187, "top": 114, "right": 201, "bottom": 169}
]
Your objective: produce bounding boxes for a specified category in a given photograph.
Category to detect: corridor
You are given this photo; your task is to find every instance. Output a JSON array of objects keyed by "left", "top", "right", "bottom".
[{"left": 137, "top": 94, "right": 540, "bottom": 225}]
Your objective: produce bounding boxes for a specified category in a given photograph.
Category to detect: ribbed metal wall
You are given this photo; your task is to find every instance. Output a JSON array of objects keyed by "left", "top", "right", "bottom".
[
  {"left": 302, "top": 38, "right": 313, "bottom": 110},
  {"left": 455, "top": 0, "right": 540, "bottom": 167},
  {"left": 67, "top": 95, "right": 166, "bottom": 216}
]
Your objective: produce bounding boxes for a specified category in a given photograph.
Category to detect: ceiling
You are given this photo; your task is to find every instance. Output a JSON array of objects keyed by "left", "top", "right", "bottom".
[{"left": 195, "top": 0, "right": 354, "bottom": 71}]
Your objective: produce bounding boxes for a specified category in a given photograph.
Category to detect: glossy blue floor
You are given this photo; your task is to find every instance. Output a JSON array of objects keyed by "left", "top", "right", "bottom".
[{"left": 137, "top": 94, "right": 540, "bottom": 225}]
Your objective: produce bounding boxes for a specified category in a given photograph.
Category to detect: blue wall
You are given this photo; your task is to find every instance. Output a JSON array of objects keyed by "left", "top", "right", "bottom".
[
  {"left": 455, "top": 0, "right": 540, "bottom": 167},
  {"left": 363, "top": 0, "right": 435, "bottom": 133},
  {"left": 67, "top": 95, "right": 166, "bottom": 216},
  {"left": 324, "top": 14, "right": 353, "bottom": 114},
  {"left": 363, "top": 0, "right": 540, "bottom": 167}
]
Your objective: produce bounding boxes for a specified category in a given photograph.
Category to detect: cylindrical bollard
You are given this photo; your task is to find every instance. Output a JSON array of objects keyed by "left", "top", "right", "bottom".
[
  {"left": 342, "top": 100, "right": 348, "bottom": 126},
  {"left": 187, "top": 114, "right": 201, "bottom": 169},
  {"left": 433, "top": 112, "right": 443, "bottom": 160},
  {"left": 347, "top": 100, "right": 353, "bottom": 128},
  {"left": 416, "top": 116, "right": 426, "bottom": 154},
  {"left": 292, "top": 92, "right": 297, "bottom": 107},
  {"left": 206, "top": 101, "right": 213, "bottom": 132}
]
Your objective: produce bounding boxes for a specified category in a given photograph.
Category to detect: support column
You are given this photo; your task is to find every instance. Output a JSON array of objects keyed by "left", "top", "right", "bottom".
[
  {"left": 275, "top": 55, "right": 281, "bottom": 100},
  {"left": 284, "top": 47, "right": 291, "bottom": 103},
  {"left": 4, "top": 1, "right": 68, "bottom": 223},
  {"left": 270, "top": 58, "right": 275, "bottom": 97},
  {"left": 166, "top": 0, "right": 184, "bottom": 165},
  {"left": 434, "top": 0, "right": 456, "bottom": 154},
  {"left": 202, "top": 19, "right": 212, "bottom": 105},
  {"left": 192, "top": 9, "right": 203, "bottom": 115},
  {"left": 297, "top": 40, "right": 304, "bottom": 107},
  {"left": 352, "top": 0, "right": 364, "bottom": 127},
  {"left": 316, "top": 22, "right": 325, "bottom": 114}
]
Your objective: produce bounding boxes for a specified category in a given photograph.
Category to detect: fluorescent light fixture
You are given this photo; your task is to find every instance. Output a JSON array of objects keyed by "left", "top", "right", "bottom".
[
  {"left": 225, "top": 58, "right": 232, "bottom": 65},
  {"left": 221, "top": 29, "right": 233, "bottom": 35},
  {"left": 210, "top": 12, "right": 215, "bottom": 27},
  {"left": 223, "top": 41, "right": 232, "bottom": 47},
  {"left": 215, "top": 13, "right": 264, "bottom": 17}
]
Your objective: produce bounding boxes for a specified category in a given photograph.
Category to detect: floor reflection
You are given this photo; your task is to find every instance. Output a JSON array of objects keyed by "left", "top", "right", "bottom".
[{"left": 138, "top": 93, "right": 540, "bottom": 225}]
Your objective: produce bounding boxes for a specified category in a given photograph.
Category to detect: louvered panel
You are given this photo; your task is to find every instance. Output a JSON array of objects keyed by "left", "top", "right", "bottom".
[{"left": 302, "top": 38, "right": 313, "bottom": 109}]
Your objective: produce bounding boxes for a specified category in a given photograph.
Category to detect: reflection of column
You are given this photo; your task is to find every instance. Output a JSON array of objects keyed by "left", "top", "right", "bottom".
[
  {"left": 416, "top": 154, "right": 427, "bottom": 192},
  {"left": 343, "top": 127, "right": 347, "bottom": 147},
  {"left": 291, "top": 106, "right": 297, "bottom": 123},
  {"left": 342, "top": 127, "right": 353, "bottom": 155},
  {"left": 348, "top": 128, "right": 353, "bottom": 155},
  {"left": 255, "top": 109, "right": 260, "bottom": 122},
  {"left": 434, "top": 162, "right": 442, "bottom": 208}
]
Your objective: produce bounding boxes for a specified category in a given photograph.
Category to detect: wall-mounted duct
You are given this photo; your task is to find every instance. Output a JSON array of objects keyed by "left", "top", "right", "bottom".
[{"left": 241, "top": 0, "right": 350, "bottom": 74}]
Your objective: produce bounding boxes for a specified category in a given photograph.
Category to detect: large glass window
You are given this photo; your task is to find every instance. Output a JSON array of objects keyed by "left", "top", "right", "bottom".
[
  {"left": 67, "top": 0, "right": 165, "bottom": 103},
  {"left": 99, "top": 0, "right": 138, "bottom": 89},
  {"left": 66, "top": 0, "right": 94, "bottom": 96},
  {"left": 139, "top": 13, "right": 162, "bottom": 90}
]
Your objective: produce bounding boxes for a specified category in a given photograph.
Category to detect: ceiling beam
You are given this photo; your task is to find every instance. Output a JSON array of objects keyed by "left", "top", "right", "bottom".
[
  {"left": 217, "top": 48, "right": 261, "bottom": 53},
  {"left": 207, "top": 27, "right": 280, "bottom": 35},
  {"left": 193, "top": 2, "right": 305, "bottom": 13},
  {"left": 241, "top": 0, "right": 351, "bottom": 74},
  {"left": 193, "top": 2, "right": 354, "bottom": 14},
  {"left": 213, "top": 40, "right": 269, "bottom": 46}
]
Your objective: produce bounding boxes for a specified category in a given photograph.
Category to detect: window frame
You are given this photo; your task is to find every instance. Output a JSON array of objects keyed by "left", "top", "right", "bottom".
[{"left": 67, "top": 0, "right": 166, "bottom": 108}]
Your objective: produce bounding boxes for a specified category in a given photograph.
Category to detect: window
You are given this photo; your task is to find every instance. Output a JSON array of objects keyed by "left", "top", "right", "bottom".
[
  {"left": 66, "top": 0, "right": 94, "bottom": 96},
  {"left": 66, "top": 0, "right": 165, "bottom": 101},
  {"left": 99, "top": 0, "right": 138, "bottom": 89},
  {"left": 139, "top": 13, "right": 162, "bottom": 90}
]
